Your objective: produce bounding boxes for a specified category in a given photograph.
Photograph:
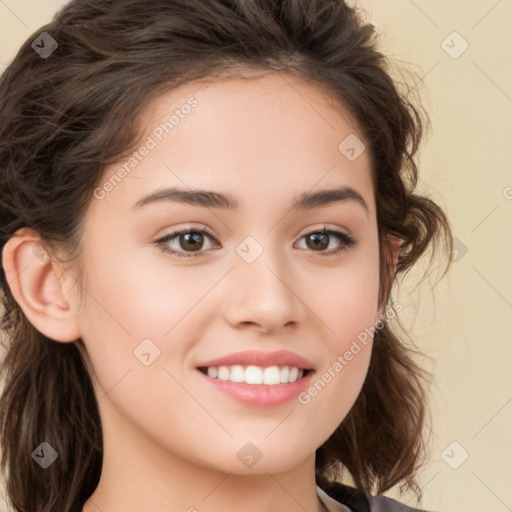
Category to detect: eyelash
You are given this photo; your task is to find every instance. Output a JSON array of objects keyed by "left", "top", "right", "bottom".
[{"left": 154, "top": 226, "right": 357, "bottom": 259}]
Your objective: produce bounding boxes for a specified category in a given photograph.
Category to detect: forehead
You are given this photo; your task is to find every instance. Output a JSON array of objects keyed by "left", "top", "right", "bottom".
[
  {"left": 92, "top": 71, "right": 374, "bottom": 218},
  {"left": 138, "top": 70, "right": 361, "bottom": 156}
]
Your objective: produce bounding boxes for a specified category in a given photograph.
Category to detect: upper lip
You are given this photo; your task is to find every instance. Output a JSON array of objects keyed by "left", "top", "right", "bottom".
[{"left": 196, "top": 350, "right": 315, "bottom": 370}]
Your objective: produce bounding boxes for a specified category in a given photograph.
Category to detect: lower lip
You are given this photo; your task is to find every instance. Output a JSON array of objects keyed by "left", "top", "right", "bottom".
[{"left": 196, "top": 369, "right": 315, "bottom": 408}]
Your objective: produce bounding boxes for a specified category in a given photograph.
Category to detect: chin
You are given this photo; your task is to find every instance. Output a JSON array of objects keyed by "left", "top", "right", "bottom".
[{"left": 198, "top": 444, "right": 311, "bottom": 476}]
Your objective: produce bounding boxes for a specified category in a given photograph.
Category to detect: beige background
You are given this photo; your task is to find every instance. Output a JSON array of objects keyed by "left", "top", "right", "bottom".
[{"left": 0, "top": 1, "right": 510, "bottom": 511}]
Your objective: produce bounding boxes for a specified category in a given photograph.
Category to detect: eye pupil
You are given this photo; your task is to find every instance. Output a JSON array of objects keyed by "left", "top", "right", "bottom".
[
  {"left": 308, "top": 233, "right": 328, "bottom": 250},
  {"left": 181, "top": 232, "right": 203, "bottom": 251}
]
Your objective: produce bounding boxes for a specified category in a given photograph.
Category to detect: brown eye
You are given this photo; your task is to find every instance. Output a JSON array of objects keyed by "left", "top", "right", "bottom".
[
  {"left": 305, "top": 232, "right": 329, "bottom": 251},
  {"left": 177, "top": 232, "right": 205, "bottom": 252},
  {"left": 296, "top": 228, "right": 357, "bottom": 257},
  {"left": 155, "top": 228, "right": 219, "bottom": 258}
]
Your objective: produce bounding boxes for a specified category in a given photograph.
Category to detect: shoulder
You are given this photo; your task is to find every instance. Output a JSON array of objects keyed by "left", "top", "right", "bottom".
[{"left": 317, "top": 481, "right": 439, "bottom": 512}]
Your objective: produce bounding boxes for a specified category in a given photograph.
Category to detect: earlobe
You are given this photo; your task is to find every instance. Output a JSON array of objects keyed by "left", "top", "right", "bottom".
[{"left": 1, "top": 228, "right": 81, "bottom": 343}]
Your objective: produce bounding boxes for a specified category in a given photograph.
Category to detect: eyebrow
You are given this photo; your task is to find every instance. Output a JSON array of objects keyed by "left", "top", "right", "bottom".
[{"left": 132, "top": 185, "right": 369, "bottom": 215}]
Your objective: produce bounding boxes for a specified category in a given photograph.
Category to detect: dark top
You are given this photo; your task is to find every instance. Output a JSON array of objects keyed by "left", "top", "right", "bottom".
[{"left": 317, "top": 481, "right": 438, "bottom": 512}]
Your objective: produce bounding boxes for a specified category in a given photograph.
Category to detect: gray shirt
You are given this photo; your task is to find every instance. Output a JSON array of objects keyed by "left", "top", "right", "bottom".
[{"left": 317, "top": 485, "right": 437, "bottom": 512}]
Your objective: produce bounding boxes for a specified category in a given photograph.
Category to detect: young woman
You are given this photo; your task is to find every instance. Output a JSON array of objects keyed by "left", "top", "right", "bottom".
[{"left": 0, "top": 1, "right": 452, "bottom": 511}]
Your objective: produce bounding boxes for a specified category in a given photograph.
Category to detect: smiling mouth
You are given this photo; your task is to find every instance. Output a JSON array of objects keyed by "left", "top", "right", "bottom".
[{"left": 197, "top": 365, "right": 312, "bottom": 385}]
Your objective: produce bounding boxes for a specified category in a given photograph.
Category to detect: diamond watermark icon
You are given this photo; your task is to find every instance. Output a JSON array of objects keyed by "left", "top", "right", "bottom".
[
  {"left": 441, "top": 31, "right": 469, "bottom": 59},
  {"left": 449, "top": 237, "right": 468, "bottom": 263},
  {"left": 134, "top": 338, "right": 161, "bottom": 366},
  {"left": 31, "top": 32, "right": 58, "bottom": 59},
  {"left": 441, "top": 441, "right": 469, "bottom": 469},
  {"left": 237, "top": 442, "right": 262, "bottom": 468},
  {"left": 236, "top": 236, "right": 264, "bottom": 264},
  {"left": 338, "top": 134, "right": 366, "bottom": 161},
  {"left": 31, "top": 244, "right": 50, "bottom": 262},
  {"left": 32, "top": 442, "right": 59, "bottom": 469}
]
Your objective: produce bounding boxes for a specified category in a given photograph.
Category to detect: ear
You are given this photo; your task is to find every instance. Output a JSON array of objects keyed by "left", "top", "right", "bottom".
[
  {"left": 375, "top": 234, "right": 401, "bottom": 322},
  {"left": 385, "top": 234, "right": 401, "bottom": 275},
  {"left": 1, "top": 227, "right": 81, "bottom": 342}
]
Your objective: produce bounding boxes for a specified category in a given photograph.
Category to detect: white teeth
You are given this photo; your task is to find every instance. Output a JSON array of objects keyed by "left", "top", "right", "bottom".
[
  {"left": 204, "top": 365, "right": 305, "bottom": 385},
  {"left": 230, "top": 365, "right": 245, "bottom": 382},
  {"left": 245, "top": 365, "right": 263, "bottom": 384},
  {"left": 217, "top": 366, "right": 230, "bottom": 380},
  {"left": 289, "top": 366, "right": 299, "bottom": 382},
  {"left": 263, "top": 366, "right": 280, "bottom": 385},
  {"left": 207, "top": 367, "right": 218, "bottom": 379}
]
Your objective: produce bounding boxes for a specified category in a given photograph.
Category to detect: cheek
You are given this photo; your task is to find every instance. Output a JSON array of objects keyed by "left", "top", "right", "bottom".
[
  {"left": 76, "top": 246, "right": 217, "bottom": 388},
  {"left": 299, "top": 246, "right": 379, "bottom": 418},
  {"left": 317, "top": 249, "right": 380, "bottom": 349},
  {"left": 299, "top": 278, "right": 378, "bottom": 441},
  {"left": 79, "top": 242, "right": 194, "bottom": 334}
]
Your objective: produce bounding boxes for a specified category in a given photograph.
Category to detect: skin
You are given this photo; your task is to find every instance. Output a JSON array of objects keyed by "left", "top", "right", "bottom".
[{"left": 3, "top": 70, "right": 397, "bottom": 512}]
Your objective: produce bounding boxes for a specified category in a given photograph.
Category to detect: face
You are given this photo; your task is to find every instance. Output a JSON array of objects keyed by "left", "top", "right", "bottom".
[{"left": 73, "top": 71, "right": 383, "bottom": 475}]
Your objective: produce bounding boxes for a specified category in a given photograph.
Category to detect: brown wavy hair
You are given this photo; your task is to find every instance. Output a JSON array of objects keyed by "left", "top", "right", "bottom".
[{"left": 0, "top": 0, "right": 452, "bottom": 511}]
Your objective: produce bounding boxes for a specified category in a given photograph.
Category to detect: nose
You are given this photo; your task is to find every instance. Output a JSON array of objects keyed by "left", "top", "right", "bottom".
[{"left": 221, "top": 244, "right": 306, "bottom": 333}]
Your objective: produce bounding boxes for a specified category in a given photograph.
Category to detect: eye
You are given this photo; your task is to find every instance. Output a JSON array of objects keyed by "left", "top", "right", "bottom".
[
  {"left": 295, "top": 226, "right": 357, "bottom": 257},
  {"left": 154, "top": 227, "right": 219, "bottom": 258},
  {"left": 153, "top": 225, "right": 357, "bottom": 258}
]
